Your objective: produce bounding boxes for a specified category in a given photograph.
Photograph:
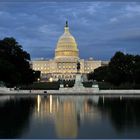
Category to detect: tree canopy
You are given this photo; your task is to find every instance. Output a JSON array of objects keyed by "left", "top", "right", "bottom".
[
  {"left": 0, "top": 37, "right": 40, "bottom": 87},
  {"left": 88, "top": 51, "right": 140, "bottom": 87}
]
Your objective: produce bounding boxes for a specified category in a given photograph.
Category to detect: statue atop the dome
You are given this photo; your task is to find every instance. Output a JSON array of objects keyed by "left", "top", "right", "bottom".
[
  {"left": 77, "top": 61, "right": 80, "bottom": 74},
  {"left": 65, "top": 21, "right": 68, "bottom": 27}
]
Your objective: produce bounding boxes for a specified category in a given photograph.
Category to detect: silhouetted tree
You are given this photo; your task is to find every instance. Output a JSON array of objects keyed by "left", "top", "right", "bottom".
[
  {"left": 88, "top": 66, "right": 108, "bottom": 82},
  {"left": 88, "top": 51, "right": 140, "bottom": 87},
  {"left": 108, "top": 52, "right": 129, "bottom": 85},
  {"left": 133, "top": 55, "right": 140, "bottom": 84},
  {"left": 0, "top": 37, "right": 40, "bottom": 87}
]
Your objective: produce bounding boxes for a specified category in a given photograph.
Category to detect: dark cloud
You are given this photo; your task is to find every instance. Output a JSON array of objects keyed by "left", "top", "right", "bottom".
[{"left": 0, "top": 2, "right": 140, "bottom": 60}]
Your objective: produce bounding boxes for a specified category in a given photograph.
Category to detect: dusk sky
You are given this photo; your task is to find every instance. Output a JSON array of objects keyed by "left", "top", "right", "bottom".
[{"left": 0, "top": 2, "right": 140, "bottom": 60}]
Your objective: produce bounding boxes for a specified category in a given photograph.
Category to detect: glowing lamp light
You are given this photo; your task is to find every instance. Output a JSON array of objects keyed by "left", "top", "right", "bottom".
[
  {"left": 37, "top": 78, "right": 40, "bottom": 82},
  {"left": 49, "top": 77, "right": 53, "bottom": 82}
]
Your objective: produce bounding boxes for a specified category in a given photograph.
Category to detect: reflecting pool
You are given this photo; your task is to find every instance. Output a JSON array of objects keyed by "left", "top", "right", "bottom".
[{"left": 0, "top": 95, "right": 140, "bottom": 138}]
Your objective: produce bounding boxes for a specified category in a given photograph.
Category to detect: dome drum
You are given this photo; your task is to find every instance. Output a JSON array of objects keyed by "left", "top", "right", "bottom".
[{"left": 55, "top": 50, "right": 79, "bottom": 58}]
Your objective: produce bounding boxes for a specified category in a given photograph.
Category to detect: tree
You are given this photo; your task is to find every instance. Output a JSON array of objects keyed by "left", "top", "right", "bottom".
[
  {"left": 133, "top": 55, "right": 140, "bottom": 84},
  {"left": 108, "top": 52, "right": 139, "bottom": 86},
  {"left": 88, "top": 51, "right": 140, "bottom": 87},
  {"left": 88, "top": 66, "right": 108, "bottom": 82},
  {"left": 0, "top": 37, "right": 39, "bottom": 87}
]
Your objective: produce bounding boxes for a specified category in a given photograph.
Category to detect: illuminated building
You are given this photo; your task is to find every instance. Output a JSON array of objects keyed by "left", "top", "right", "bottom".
[{"left": 32, "top": 21, "right": 108, "bottom": 81}]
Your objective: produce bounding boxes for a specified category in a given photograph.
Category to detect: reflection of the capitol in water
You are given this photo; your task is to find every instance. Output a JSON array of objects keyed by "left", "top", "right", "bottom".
[
  {"left": 1, "top": 95, "right": 140, "bottom": 138},
  {"left": 35, "top": 95, "right": 101, "bottom": 138}
]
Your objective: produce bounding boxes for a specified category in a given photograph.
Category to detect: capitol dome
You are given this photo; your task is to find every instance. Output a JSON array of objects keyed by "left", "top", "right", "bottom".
[{"left": 55, "top": 21, "right": 79, "bottom": 60}]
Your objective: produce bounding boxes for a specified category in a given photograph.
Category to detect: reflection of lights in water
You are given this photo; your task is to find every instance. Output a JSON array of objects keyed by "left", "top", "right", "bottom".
[
  {"left": 82, "top": 96, "right": 101, "bottom": 122},
  {"left": 37, "top": 95, "right": 41, "bottom": 112},
  {"left": 92, "top": 96, "right": 99, "bottom": 104},
  {"left": 86, "top": 96, "right": 99, "bottom": 105},
  {"left": 120, "top": 96, "right": 122, "bottom": 100},
  {"left": 55, "top": 101, "right": 78, "bottom": 138},
  {"left": 34, "top": 95, "right": 101, "bottom": 138},
  {"left": 103, "top": 95, "right": 104, "bottom": 104},
  {"left": 57, "top": 97, "right": 59, "bottom": 111},
  {"left": 0, "top": 96, "right": 10, "bottom": 102},
  {"left": 50, "top": 95, "right": 52, "bottom": 113}
]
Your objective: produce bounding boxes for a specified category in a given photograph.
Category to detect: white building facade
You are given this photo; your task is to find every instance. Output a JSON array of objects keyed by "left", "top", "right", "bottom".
[{"left": 32, "top": 22, "right": 108, "bottom": 81}]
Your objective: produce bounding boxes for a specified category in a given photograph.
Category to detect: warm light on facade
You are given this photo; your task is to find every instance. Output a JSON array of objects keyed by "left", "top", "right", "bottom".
[
  {"left": 49, "top": 77, "right": 53, "bottom": 82},
  {"left": 32, "top": 22, "right": 107, "bottom": 81},
  {"left": 37, "top": 78, "right": 40, "bottom": 82}
]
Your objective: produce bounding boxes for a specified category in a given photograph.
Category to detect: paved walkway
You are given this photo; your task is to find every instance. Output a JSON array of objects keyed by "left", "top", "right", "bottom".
[{"left": 0, "top": 87, "right": 140, "bottom": 95}]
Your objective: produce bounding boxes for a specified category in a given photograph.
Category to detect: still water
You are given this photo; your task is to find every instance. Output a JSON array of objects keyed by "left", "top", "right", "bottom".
[{"left": 0, "top": 95, "right": 140, "bottom": 138}]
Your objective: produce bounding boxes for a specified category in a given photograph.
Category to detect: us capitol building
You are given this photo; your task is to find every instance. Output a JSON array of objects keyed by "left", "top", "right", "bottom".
[{"left": 32, "top": 21, "right": 108, "bottom": 81}]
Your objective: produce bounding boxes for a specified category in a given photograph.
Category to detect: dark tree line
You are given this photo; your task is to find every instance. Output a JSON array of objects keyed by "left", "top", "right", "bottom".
[
  {"left": 88, "top": 51, "right": 140, "bottom": 87},
  {"left": 0, "top": 37, "right": 40, "bottom": 87}
]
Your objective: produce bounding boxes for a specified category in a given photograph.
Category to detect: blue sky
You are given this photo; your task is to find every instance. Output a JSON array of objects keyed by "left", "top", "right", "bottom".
[{"left": 0, "top": 2, "right": 140, "bottom": 60}]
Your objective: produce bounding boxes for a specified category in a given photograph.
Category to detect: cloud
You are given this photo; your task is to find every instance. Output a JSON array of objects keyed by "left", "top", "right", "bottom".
[
  {"left": 0, "top": 2, "right": 140, "bottom": 60},
  {"left": 86, "top": 4, "right": 97, "bottom": 15},
  {"left": 39, "top": 24, "right": 61, "bottom": 36},
  {"left": 125, "top": 4, "right": 140, "bottom": 13},
  {"left": 109, "top": 17, "right": 118, "bottom": 23}
]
